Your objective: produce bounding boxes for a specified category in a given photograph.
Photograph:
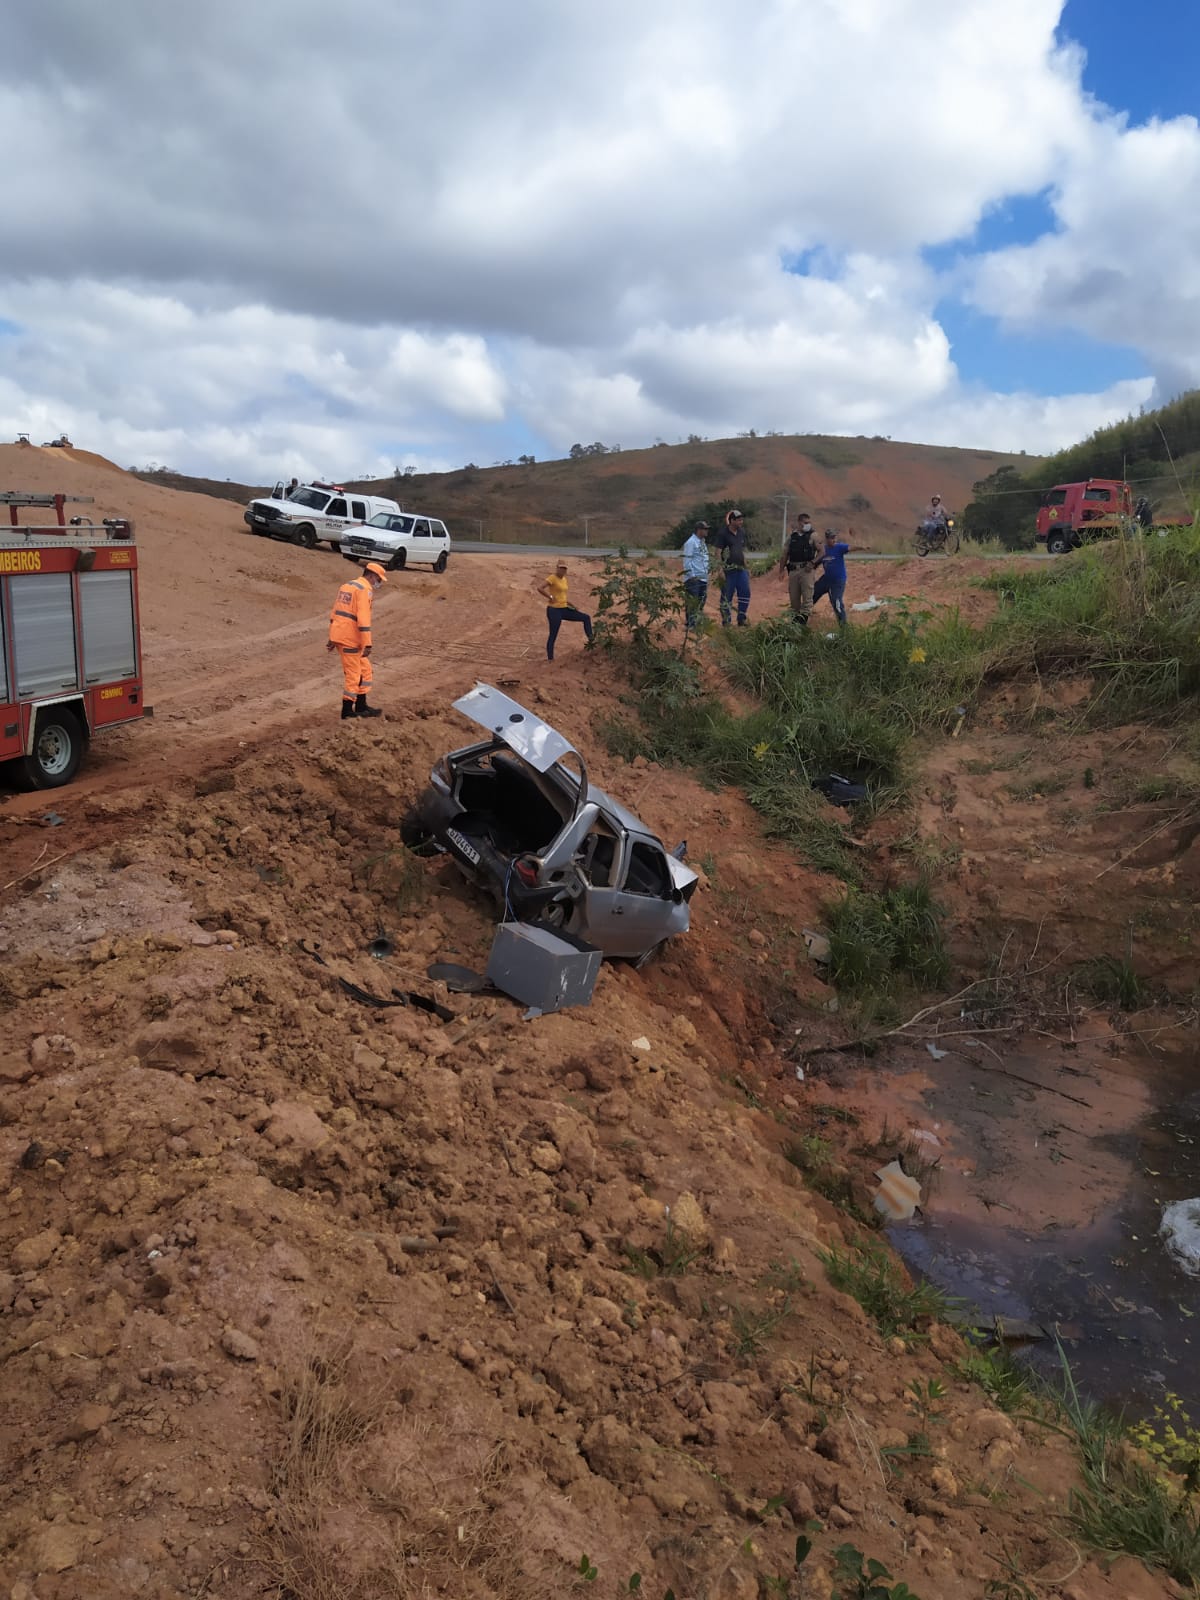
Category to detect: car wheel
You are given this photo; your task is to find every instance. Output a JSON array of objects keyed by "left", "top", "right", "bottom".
[
  {"left": 433, "top": 550, "right": 448, "bottom": 573},
  {"left": 633, "top": 939, "right": 667, "bottom": 972},
  {"left": 388, "top": 548, "right": 407, "bottom": 572},
  {"left": 293, "top": 523, "right": 318, "bottom": 549},
  {"left": 1046, "top": 530, "right": 1072, "bottom": 555},
  {"left": 23, "top": 711, "right": 83, "bottom": 790}
]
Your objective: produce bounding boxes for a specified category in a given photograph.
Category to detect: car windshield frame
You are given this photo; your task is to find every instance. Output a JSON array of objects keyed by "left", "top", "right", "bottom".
[
  {"left": 365, "top": 513, "right": 414, "bottom": 533},
  {"left": 289, "top": 488, "right": 330, "bottom": 511}
]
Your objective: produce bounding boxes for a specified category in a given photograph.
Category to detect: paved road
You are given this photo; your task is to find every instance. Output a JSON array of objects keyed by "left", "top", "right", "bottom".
[{"left": 454, "top": 543, "right": 1047, "bottom": 561}]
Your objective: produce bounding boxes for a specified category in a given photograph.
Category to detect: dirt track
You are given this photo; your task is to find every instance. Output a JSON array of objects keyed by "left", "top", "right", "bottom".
[{"left": 0, "top": 450, "right": 1188, "bottom": 1600}]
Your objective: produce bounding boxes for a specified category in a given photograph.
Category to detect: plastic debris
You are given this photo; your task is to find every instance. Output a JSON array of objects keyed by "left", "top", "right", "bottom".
[
  {"left": 925, "top": 1041, "right": 949, "bottom": 1061},
  {"left": 795, "top": 1066, "right": 805, "bottom": 1082},
  {"left": 631, "top": 1036, "right": 652, "bottom": 1054},
  {"left": 803, "top": 927, "right": 831, "bottom": 964},
  {"left": 1162, "top": 1197, "right": 1200, "bottom": 1278},
  {"left": 850, "top": 594, "right": 885, "bottom": 611},
  {"left": 873, "top": 1160, "right": 921, "bottom": 1222}
]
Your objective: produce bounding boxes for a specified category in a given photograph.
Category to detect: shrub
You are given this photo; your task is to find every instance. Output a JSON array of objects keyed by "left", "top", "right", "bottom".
[{"left": 826, "top": 881, "right": 948, "bottom": 993}]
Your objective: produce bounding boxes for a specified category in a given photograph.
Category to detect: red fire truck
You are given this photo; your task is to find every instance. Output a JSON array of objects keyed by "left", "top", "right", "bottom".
[
  {"left": 1036, "top": 478, "right": 1193, "bottom": 554},
  {"left": 1, "top": 492, "right": 145, "bottom": 789}
]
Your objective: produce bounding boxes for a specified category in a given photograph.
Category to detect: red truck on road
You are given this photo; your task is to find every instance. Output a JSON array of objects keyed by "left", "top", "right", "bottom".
[
  {"left": 1, "top": 491, "right": 146, "bottom": 789},
  {"left": 1036, "top": 478, "right": 1193, "bottom": 554}
]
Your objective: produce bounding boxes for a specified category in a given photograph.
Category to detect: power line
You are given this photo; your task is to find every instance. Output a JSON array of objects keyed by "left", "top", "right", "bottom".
[{"left": 961, "top": 469, "right": 1195, "bottom": 499}]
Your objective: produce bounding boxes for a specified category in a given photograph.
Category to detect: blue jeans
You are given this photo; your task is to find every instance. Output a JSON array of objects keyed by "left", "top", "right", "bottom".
[
  {"left": 683, "top": 576, "right": 707, "bottom": 629},
  {"left": 546, "top": 605, "right": 592, "bottom": 659},
  {"left": 720, "top": 567, "right": 751, "bottom": 626},
  {"left": 813, "top": 574, "right": 847, "bottom": 625}
]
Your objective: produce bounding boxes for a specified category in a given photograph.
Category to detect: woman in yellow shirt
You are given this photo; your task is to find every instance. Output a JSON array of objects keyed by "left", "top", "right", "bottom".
[{"left": 535, "top": 560, "right": 594, "bottom": 661}]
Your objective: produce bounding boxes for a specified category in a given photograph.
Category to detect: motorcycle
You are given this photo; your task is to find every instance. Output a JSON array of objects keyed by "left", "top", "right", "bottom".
[{"left": 913, "top": 515, "right": 959, "bottom": 556}]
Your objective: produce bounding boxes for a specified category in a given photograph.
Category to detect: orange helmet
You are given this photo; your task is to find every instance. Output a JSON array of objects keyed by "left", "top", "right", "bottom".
[{"left": 364, "top": 562, "right": 388, "bottom": 583}]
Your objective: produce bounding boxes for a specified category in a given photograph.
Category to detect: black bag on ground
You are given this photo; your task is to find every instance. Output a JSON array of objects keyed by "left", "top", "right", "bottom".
[{"left": 812, "top": 773, "right": 868, "bottom": 806}]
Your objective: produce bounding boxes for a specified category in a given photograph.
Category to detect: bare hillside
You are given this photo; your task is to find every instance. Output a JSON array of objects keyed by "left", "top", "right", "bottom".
[{"left": 130, "top": 433, "right": 1032, "bottom": 550}]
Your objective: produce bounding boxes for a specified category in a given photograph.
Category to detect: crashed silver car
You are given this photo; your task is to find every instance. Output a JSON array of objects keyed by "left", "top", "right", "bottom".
[{"left": 402, "top": 685, "right": 697, "bottom": 964}]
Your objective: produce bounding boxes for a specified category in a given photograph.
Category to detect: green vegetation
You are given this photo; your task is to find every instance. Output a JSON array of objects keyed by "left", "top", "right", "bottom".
[
  {"left": 621, "top": 1218, "right": 706, "bottom": 1279},
  {"left": 826, "top": 881, "right": 948, "bottom": 993},
  {"left": 729, "top": 1295, "right": 793, "bottom": 1359},
  {"left": 1080, "top": 953, "right": 1148, "bottom": 1011},
  {"left": 661, "top": 497, "right": 762, "bottom": 549},
  {"left": 816, "top": 1239, "right": 951, "bottom": 1343},
  {"left": 830, "top": 1545, "right": 922, "bottom": 1599},
  {"left": 1058, "top": 1350, "right": 1200, "bottom": 1586},
  {"left": 963, "top": 388, "right": 1200, "bottom": 546},
  {"left": 956, "top": 1343, "right": 1037, "bottom": 1416}
]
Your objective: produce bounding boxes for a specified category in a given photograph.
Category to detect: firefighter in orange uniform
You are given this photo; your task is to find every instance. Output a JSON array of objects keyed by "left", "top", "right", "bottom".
[{"left": 328, "top": 561, "right": 387, "bottom": 718}]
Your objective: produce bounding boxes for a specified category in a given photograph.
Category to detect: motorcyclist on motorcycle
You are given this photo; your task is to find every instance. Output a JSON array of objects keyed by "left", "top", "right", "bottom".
[
  {"left": 914, "top": 494, "right": 958, "bottom": 555},
  {"left": 923, "top": 494, "right": 949, "bottom": 531}
]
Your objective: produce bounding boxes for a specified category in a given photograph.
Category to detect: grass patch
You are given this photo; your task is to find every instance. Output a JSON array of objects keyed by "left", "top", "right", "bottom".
[
  {"left": 956, "top": 1343, "right": 1038, "bottom": 1415},
  {"left": 1058, "top": 1349, "right": 1200, "bottom": 1587},
  {"left": 590, "top": 529, "right": 1200, "bottom": 895},
  {"left": 621, "top": 1218, "right": 706, "bottom": 1279},
  {"left": 826, "top": 880, "right": 948, "bottom": 994},
  {"left": 594, "top": 713, "right": 649, "bottom": 762},
  {"left": 1003, "top": 773, "right": 1070, "bottom": 802},
  {"left": 359, "top": 845, "right": 428, "bottom": 913},
  {"left": 730, "top": 1296, "right": 793, "bottom": 1359},
  {"left": 817, "top": 1239, "right": 951, "bottom": 1344}
]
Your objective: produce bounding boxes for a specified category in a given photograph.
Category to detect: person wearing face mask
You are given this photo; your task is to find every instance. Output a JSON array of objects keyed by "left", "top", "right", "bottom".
[{"left": 777, "top": 511, "right": 819, "bottom": 624}]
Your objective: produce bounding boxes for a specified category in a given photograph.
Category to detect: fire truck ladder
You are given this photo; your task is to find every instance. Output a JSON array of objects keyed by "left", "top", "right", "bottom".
[
  {"left": 1, "top": 491, "right": 94, "bottom": 528},
  {"left": 0, "top": 493, "right": 134, "bottom": 547}
]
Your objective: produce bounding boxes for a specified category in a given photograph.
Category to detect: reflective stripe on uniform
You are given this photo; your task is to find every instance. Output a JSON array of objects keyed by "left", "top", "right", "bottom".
[{"left": 334, "top": 608, "right": 358, "bottom": 620}]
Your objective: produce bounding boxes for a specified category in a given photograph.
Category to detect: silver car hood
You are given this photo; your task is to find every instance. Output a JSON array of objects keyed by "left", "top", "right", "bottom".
[{"left": 453, "top": 684, "right": 580, "bottom": 776}]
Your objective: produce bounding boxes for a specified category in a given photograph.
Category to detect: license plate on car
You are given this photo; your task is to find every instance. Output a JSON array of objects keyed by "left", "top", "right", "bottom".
[{"left": 447, "top": 828, "right": 480, "bottom": 865}]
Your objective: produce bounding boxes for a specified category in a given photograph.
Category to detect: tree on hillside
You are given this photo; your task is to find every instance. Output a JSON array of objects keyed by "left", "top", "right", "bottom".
[
  {"left": 960, "top": 465, "right": 1042, "bottom": 549},
  {"left": 661, "top": 499, "right": 762, "bottom": 549},
  {"left": 569, "top": 441, "right": 614, "bottom": 458}
]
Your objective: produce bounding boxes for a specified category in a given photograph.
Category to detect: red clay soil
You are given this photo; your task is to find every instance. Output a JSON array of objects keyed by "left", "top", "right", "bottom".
[{"left": 0, "top": 450, "right": 1187, "bottom": 1599}]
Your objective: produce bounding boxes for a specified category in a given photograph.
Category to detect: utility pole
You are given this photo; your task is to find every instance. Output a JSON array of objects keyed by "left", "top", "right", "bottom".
[
  {"left": 772, "top": 492, "right": 790, "bottom": 551},
  {"left": 582, "top": 513, "right": 603, "bottom": 547}
]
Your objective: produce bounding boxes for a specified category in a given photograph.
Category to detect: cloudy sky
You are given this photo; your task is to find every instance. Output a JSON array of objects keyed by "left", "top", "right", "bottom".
[{"left": 1, "top": 0, "right": 1197, "bottom": 481}]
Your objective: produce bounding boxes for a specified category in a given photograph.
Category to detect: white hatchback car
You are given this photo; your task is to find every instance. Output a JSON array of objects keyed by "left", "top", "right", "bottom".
[{"left": 340, "top": 512, "right": 451, "bottom": 573}]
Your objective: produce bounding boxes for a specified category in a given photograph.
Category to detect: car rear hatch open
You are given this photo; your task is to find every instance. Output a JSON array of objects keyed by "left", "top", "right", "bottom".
[{"left": 453, "top": 684, "right": 587, "bottom": 795}]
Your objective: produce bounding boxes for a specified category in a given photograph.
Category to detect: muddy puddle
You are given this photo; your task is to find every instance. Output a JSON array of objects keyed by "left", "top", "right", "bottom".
[{"left": 827, "top": 1026, "right": 1200, "bottom": 1414}]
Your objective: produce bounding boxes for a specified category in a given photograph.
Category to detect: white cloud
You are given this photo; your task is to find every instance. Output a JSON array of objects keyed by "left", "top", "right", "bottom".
[
  {"left": 0, "top": 0, "right": 1195, "bottom": 477},
  {"left": 967, "top": 112, "right": 1200, "bottom": 396}
]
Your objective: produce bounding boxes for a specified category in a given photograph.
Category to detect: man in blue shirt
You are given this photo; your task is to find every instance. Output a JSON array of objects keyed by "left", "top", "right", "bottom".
[
  {"left": 681, "top": 519, "right": 710, "bottom": 631},
  {"left": 716, "top": 509, "right": 752, "bottom": 627},
  {"left": 813, "top": 528, "right": 850, "bottom": 627}
]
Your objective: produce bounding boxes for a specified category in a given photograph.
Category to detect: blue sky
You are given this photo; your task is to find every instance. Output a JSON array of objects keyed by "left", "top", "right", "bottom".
[
  {"left": 1062, "top": 0, "right": 1199, "bottom": 123},
  {"left": 931, "top": 0, "right": 1198, "bottom": 404}
]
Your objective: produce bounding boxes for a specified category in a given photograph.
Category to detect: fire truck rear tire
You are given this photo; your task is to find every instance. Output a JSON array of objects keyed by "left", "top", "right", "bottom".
[{"left": 24, "top": 711, "right": 83, "bottom": 790}]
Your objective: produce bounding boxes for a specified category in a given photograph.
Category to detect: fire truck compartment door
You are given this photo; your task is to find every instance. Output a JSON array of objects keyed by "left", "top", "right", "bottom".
[
  {"left": 0, "top": 591, "right": 18, "bottom": 760},
  {"left": 12, "top": 573, "right": 79, "bottom": 696},
  {"left": 80, "top": 570, "right": 137, "bottom": 683}
]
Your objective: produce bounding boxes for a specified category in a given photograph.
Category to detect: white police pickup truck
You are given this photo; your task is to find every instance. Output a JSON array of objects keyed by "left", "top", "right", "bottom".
[
  {"left": 340, "top": 511, "right": 452, "bottom": 573},
  {"left": 243, "top": 483, "right": 402, "bottom": 551}
]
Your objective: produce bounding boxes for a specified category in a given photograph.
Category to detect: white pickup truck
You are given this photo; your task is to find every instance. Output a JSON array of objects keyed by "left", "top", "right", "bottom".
[{"left": 243, "top": 483, "right": 401, "bottom": 551}]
